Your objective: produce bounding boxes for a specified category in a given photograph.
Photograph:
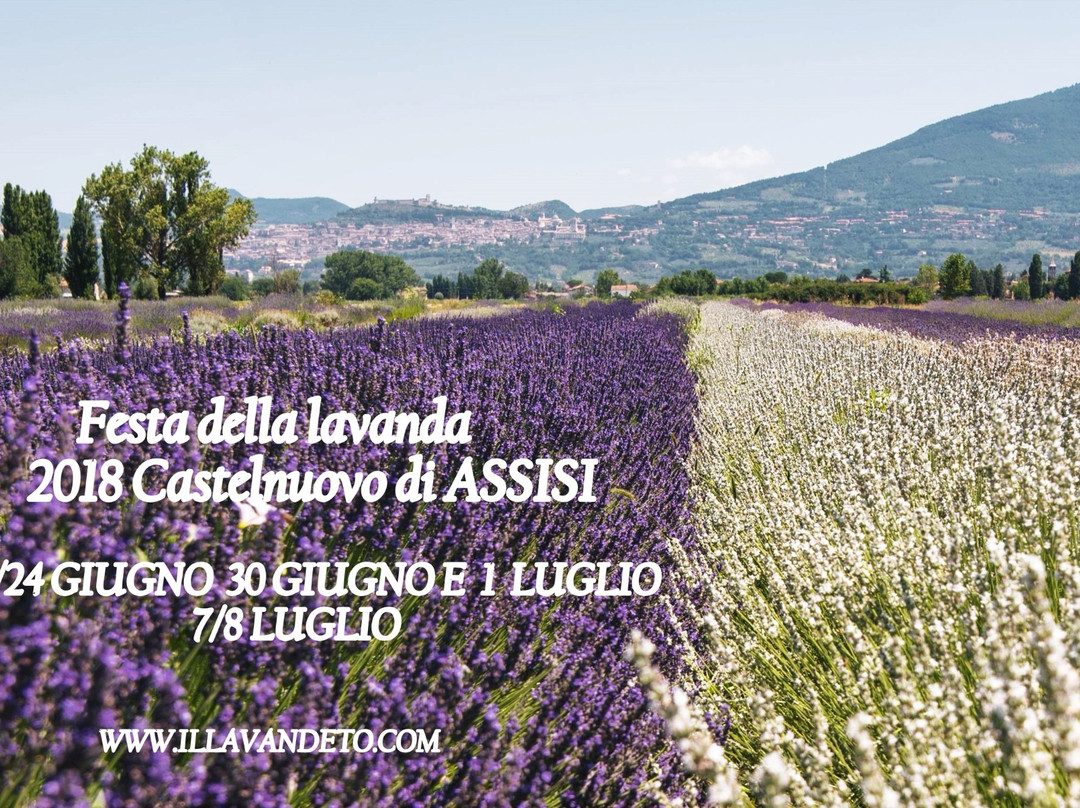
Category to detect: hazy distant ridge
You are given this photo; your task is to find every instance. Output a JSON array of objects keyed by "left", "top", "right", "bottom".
[
  {"left": 218, "top": 84, "right": 1080, "bottom": 279},
  {"left": 227, "top": 190, "right": 351, "bottom": 224},
  {"left": 672, "top": 83, "right": 1080, "bottom": 213}
]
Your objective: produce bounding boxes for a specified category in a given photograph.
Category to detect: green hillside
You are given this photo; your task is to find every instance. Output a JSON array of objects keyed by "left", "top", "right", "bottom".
[
  {"left": 337, "top": 198, "right": 583, "bottom": 227},
  {"left": 228, "top": 190, "right": 351, "bottom": 224},
  {"left": 338, "top": 199, "right": 508, "bottom": 225},
  {"left": 508, "top": 199, "right": 578, "bottom": 219},
  {"left": 223, "top": 85, "right": 1080, "bottom": 282},
  {"left": 675, "top": 83, "right": 1080, "bottom": 214}
]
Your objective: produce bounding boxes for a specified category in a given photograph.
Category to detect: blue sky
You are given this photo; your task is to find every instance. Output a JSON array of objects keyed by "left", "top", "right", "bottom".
[{"left": 3, "top": 0, "right": 1080, "bottom": 212}]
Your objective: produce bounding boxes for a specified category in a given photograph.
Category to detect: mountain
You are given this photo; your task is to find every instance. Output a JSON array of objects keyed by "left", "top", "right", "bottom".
[
  {"left": 228, "top": 84, "right": 1080, "bottom": 282},
  {"left": 59, "top": 193, "right": 349, "bottom": 233},
  {"left": 228, "top": 190, "right": 351, "bottom": 224},
  {"left": 671, "top": 83, "right": 1080, "bottom": 214},
  {"left": 337, "top": 198, "right": 509, "bottom": 226},
  {"left": 509, "top": 200, "right": 577, "bottom": 220},
  {"left": 336, "top": 198, "right": 584, "bottom": 226},
  {"left": 618, "top": 83, "right": 1080, "bottom": 278},
  {"left": 579, "top": 204, "right": 647, "bottom": 219}
]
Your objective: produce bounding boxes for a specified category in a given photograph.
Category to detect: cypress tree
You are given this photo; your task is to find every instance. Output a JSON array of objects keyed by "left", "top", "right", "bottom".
[
  {"left": 1054, "top": 273, "right": 1071, "bottom": 301},
  {"left": 1028, "top": 253, "right": 1045, "bottom": 299},
  {"left": 969, "top": 263, "right": 987, "bottom": 296},
  {"left": 0, "top": 183, "right": 62, "bottom": 294},
  {"left": 33, "top": 191, "right": 63, "bottom": 283},
  {"left": 1, "top": 183, "right": 17, "bottom": 238},
  {"left": 0, "top": 238, "right": 28, "bottom": 298},
  {"left": 991, "top": 264, "right": 1005, "bottom": 299},
  {"left": 64, "top": 195, "right": 99, "bottom": 298},
  {"left": 100, "top": 225, "right": 117, "bottom": 298},
  {"left": 1070, "top": 252, "right": 1080, "bottom": 302}
]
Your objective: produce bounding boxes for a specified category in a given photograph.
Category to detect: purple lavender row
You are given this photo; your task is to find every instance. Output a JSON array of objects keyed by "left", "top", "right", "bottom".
[
  {"left": 0, "top": 296, "right": 715, "bottom": 807},
  {"left": 732, "top": 299, "right": 1080, "bottom": 344}
]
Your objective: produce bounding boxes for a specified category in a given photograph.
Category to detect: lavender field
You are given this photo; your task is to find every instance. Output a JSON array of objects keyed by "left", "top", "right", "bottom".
[
  {"left": 653, "top": 302, "right": 1080, "bottom": 806},
  {"left": 3, "top": 295, "right": 1080, "bottom": 807},
  {"left": 735, "top": 299, "right": 1080, "bottom": 344},
  {"left": 0, "top": 297, "right": 710, "bottom": 807},
  {"left": 0, "top": 295, "right": 458, "bottom": 352}
]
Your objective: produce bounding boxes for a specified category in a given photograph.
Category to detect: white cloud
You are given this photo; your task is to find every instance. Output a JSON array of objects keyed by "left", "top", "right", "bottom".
[
  {"left": 670, "top": 145, "right": 772, "bottom": 171},
  {"left": 668, "top": 145, "right": 774, "bottom": 190},
  {"left": 613, "top": 145, "right": 776, "bottom": 204}
]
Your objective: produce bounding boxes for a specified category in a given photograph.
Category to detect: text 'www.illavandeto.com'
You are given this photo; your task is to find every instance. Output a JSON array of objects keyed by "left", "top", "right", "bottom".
[{"left": 98, "top": 727, "right": 442, "bottom": 755}]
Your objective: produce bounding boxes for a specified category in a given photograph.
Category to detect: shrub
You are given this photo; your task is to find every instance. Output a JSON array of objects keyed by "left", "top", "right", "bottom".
[
  {"left": 218, "top": 276, "right": 250, "bottom": 301},
  {"left": 346, "top": 277, "right": 383, "bottom": 301},
  {"left": 132, "top": 276, "right": 159, "bottom": 300}
]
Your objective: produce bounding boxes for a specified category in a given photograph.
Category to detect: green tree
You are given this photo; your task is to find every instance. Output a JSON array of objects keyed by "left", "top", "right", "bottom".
[
  {"left": 938, "top": 253, "right": 970, "bottom": 300},
  {"left": 268, "top": 269, "right": 301, "bottom": 295},
  {"left": 64, "top": 195, "right": 99, "bottom": 298},
  {"left": 1, "top": 183, "right": 62, "bottom": 295},
  {"left": 878, "top": 264, "right": 892, "bottom": 283},
  {"left": 456, "top": 271, "right": 474, "bottom": 300},
  {"left": 83, "top": 145, "right": 256, "bottom": 298},
  {"left": 0, "top": 238, "right": 30, "bottom": 298},
  {"left": 347, "top": 277, "right": 383, "bottom": 300},
  {"left": 471, "top": 258, "right": 505, "bottom": 299},
  {"left": 219, "top": 275, "right": 250, "bottom": 301},
  {"left": 251, "top": 277, "right": 273, "bottom": 296},
  {"left": 426, "top": 273, "right": 457, "bottom": 299},
  {"left": 968, "top": 263, "right": 987, "bottom": 296},
  {"left": 1028, "top": 253, "right": 1045, "bottom": 299},
  {"left": 1053, "top": 273, "right": 1070, "bottom": 300},
  {"left": 1014, "top": 276, "right": 1030, "bottom": 300},
  {"left": 665, "top": 268, "right": 717, "bottom": 296},
  {"left": 132, "top": 275, "right": 159, "bottom": 300},
  {"left": 321, "top": 250, "right": 419, "bottom": 299},
  {"left": 906, "top": 287, "right": 928, "bottom": 305},
  {"left": 694, "top": 268, "right": 717, "bottom": 295},
  {"left": 595, "top": 268, "right": 621, "bottom": 298},
  {"left": 990, "top": 264, "right": 1005, "bottom": 299},
  {"left": 496, "top": 270, "right": 530, "bottom": 299},
  {"left": 98, "top": 219, "right": 130, "bottom": 298},
  {"left": 914, "top": 263, "right": 939, "bottom": 292},
  {"left": 1069, "top": 252, "right": 1080, "bottom": 302},
  {"left": 0, "top": 185, "right": 15, "bottom": 239}
]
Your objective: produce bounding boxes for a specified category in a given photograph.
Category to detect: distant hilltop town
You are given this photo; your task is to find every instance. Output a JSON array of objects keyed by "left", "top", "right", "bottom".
[
  {"left": 372, "top": 194, "right": 438, "bottom": 207},
  {"left": 227, "top": 209, "right": 592, "bottom": 267},
  {"left": 224, "top": 199, "right": 1078, "bottom": 283},
  {"left": 225, "top": 84, "right": 1080, "bottom": 281}
]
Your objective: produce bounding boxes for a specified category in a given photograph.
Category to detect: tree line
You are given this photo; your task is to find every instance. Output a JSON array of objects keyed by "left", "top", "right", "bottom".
[
  {"left": 425, "top": 259, "right": 531, "bottom": 300},
  {"left": 642, "top": 250, "right": 1080, "bottom": 305},
  {"left": 0, "top": 184, "right": 66, "bottom": 298},
  {"left": 931, "top": 251, "right": 1080, "bottom": 301},
  {"left": 1, "top": 145, "right": 256, "bottom": 300},
  {"left": 219, "top": 252, "right": 536, "bottom": 303},
  {"left": 1018, "top": 252, "right": 1080, "bottom": 301},
  {"left": 645, "top": 267, "right": 926, "bottom": 304}
]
